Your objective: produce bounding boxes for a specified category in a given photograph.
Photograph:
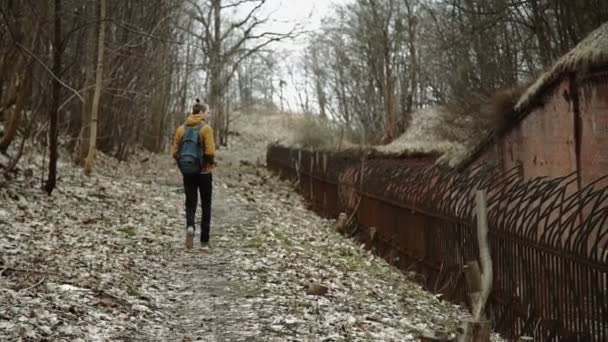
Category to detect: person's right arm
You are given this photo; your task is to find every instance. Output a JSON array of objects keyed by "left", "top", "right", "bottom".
[{"left": 200, "top": 125, "right": 216, "bottom": 170}]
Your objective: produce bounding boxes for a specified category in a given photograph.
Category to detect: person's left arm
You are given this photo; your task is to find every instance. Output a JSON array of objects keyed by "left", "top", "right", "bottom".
[{"left": 200, "top": 125, "right": 216, "bottom": 170}]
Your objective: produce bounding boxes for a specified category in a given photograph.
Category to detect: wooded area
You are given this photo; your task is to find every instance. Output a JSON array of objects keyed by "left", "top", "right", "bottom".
[
  {"left": 1, "top": 0, "right": 608, "bottom": 191},
  {"left": 1, "top": 1, "right": 607, "bottom": 341},
  {"left": 300, "top": 0, "right": 608, "bottom": 143},
  {"left": 0, "top": 0, "right": 297, "bottom": 193},
  {"left": 1, "top": 0, "right": 185, "bottom": 194}
]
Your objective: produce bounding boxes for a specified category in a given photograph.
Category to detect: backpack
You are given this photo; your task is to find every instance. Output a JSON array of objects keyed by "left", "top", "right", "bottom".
[{"left": 177, "top": 124, "right": 204, "bottom": 175}]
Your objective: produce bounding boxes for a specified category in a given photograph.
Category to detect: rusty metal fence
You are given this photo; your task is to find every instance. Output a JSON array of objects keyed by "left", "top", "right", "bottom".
[{"left": 267, "top": 145, "right": 608, "bottom": 342}]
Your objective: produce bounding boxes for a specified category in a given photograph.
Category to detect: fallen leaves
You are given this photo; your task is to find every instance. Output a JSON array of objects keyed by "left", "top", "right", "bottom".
[
  {"left": 0, "top": 120, "right": 506, "bottom": 341},
  {"left": 0, "top": 150, "right": 185, "bottom": 340}
]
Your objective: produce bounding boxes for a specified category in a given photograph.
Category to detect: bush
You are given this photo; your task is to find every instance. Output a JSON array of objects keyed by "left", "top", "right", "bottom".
[{"left": 289, "top": 115, "right": 342, "bottom": 149}]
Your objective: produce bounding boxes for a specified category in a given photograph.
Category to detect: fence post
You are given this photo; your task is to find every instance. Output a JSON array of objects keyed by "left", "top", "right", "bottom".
[
  {"left": 295, "top": 150, "right": 302, "bottom": 188},
  {"left": 464, "top": 260, "right": 482, "bottom": 310},
  {"left": 309, "top": 152, "right": 314, "bottom": 204},
  {"left": 474, "top": 189, "right": 492, "bottom": 320},
  {"left": 459, "top": 190, "right": 493, "bottom": 342}
]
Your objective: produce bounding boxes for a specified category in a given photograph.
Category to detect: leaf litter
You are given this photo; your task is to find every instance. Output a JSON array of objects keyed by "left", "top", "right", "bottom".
[{"left": 0, "top": 122, "right": 502, "bottom": 341}]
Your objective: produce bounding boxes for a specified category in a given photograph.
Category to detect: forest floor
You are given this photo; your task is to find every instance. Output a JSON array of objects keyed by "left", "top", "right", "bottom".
[{"left": 0, "top": 113, "right": 493, "bottom": 341}]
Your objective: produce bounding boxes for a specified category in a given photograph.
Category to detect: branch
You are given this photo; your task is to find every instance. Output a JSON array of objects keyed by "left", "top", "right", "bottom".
[
  {"left": 15, "top": 43, "right": 84, "bottom": 103},
  {"left": 225, "top": 28, "right": 300, "bottom": 83},
  {"left": 221, "top": 0, "right": 261, "bottom": 10},
  {"left": 220, "top": 0, "right": 267, "bottom": 42},
  {"left": 186, "top": 0, "right": 213, "bottom": 49},
  {"left": 108, "top": 18, "right": 207, "bottom": 52},
  {"left": 20, "top": 277, "right": 46, "bottom": 292},
  {"left": 225, "top": 21, "right": 303, "bottom": 62},
  {"left": 58, "top": 83, "right": 97, "bottom": 112}
]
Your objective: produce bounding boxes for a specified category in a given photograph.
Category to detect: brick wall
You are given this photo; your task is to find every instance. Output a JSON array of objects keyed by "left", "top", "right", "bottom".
[
  {"left": 579, "top": 76, "right": 608, "bottom": 187},
  {"left": 478, "top": 72, "right": 608, "bottom": 188}
]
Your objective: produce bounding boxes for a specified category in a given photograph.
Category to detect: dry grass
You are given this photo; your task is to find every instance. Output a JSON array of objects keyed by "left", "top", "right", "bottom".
[
  {"left": 231, "top": 111, "right": 353, "bottom": 150},
  {"left": 236, "top": 23, "right": 608, "bottom": 168},
  {"left": 374, "top": 80, "right": 529, "bottom": 167},
  {"left": 232, "top": 80, "right": 533, "bottom": 167},
  {"left": 288, "top": 115, "right": 342, "bottom": 149},
  {"left": 483, "top": 83, "right": 531, "bottom": 128},
  {"left": 233, "top": 111, "right": 297, "bottom": 144},
  {"left": 235, "top": 83, "right": 526, "bottom": 166},
  {"left": 373, "top": 106, "right": 474, "bottom": 166}
]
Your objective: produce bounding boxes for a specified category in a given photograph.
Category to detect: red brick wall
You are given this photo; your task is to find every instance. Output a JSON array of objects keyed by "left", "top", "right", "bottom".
[
  {"left": 478, "top": 74, "right": 608, "bottom": 188},
  {"left": 579, "top": 78, "right": 608, "bottom": 187}
]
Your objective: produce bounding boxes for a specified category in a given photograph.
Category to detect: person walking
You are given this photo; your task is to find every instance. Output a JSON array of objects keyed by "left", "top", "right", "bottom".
[{"left": 172, "top": 99, "right": 215, "bottom": 249}]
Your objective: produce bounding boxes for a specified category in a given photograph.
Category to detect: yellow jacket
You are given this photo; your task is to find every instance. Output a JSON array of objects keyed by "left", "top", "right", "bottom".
[{"left": 172, "top": 114, "right": 216, "bottom": 167}]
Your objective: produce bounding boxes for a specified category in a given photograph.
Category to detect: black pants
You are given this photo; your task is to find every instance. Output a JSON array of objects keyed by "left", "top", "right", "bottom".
[{"left": 183, "top": 173, "right": 213, "bottom": 243}]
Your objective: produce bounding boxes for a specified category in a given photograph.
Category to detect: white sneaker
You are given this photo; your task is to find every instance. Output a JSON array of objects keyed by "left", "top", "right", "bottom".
[{"left": 185, "top": 226, "right": 194, "bottom": 250}]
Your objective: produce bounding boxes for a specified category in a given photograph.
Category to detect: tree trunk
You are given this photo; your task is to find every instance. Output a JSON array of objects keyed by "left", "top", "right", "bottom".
[
  {"left": 0, "top": 74, "right": 22, "bottom": 151},
  {"left": 312, "top": 46, "right": 327, "bottom": 118},
  {"left": 529, "top": 0, "right": 552, "bottom": 67},
  {"left": 209, "top": 0, "right": 226, "bottom": 146},
  {"left": 180, "top": 20, "right": 192, "bottom": 117},
  {"left": 0, "top": 71, "right": 32, "bottom": 152},
  {"left": 75, "top": 6, "right": 96, "bottom": 166},
  {"left": 210, "top": 77, "right": 225, "bottom": 148},
  {"left": 0, "top": 48, "right": 21, "bottom": 112},
  {"left": 225, "top": 86, "right": 231, "bottom": 138},
  {"left": 406, "top": 8, "right": 418, "bottom": 115},
  {"left": 84, "top": 0, "right": 106, "bottom": 176},
  {"left": 383, "top": 36, "right": 396, "bottom": 141},
  {"left": 44, "top": 0, "right": 62, "bottom": 195},
  {"left": 385, "top": 67, "right": 396, "bottom": 141}
]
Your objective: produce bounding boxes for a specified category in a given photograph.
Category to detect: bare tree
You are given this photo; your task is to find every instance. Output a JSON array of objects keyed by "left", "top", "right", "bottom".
[
  {"left": 1, "top": 0, "right": 193, "bottom": 185},
  {"left": 187, "top": 0, "right": 301, "bottom": 145},
  {"left": 44, "top": 0, "right": 63, "bottom": 195},
  {"left": 301, "top": 0, "right": 608, "bottom": 143},
  {"left": 84, "top": 0, "right": 106, "bottom": 176},
  {"left": 2, "top": 0, "right": 608, "bottom": 189},
  {"left": 74, "top": 1, "right": 97, "bottom": 166},
  {"left": 0, "top": 7, "right": 35, "bottom": 153}
]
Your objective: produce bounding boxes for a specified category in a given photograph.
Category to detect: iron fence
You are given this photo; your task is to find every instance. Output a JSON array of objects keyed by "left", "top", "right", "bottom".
[{"left": 267, "top": 145, "right": 608, "bottom": 341}]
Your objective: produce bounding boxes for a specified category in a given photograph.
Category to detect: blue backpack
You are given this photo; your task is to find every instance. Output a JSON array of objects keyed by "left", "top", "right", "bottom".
[{"left": 178, "top": 124, "right": 204, "bottom": 175}]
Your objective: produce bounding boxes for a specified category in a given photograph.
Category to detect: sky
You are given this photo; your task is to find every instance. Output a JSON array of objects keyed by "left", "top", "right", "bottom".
[
  {"left": 252, "top": 0, "right": 352, "bottom": 112},
  {"left": 226, "top": 0, "right": 348, "bottom": 50},
  {"left": 196, "top": 0, "right": 352, "bottom": 113},
  {"left": 264, "top": 0, "right": 346, "bottom": 47}
]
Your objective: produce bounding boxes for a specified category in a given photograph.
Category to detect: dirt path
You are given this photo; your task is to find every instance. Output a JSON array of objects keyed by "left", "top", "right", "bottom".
[
  {"left": 1, "top": 141, "right": 469, "bottom": 341},
  {"left": 137, "top": 147, "right": 467, "bottom": 341},
  {"left": 160, "top": 182, "right": 263, "bottom": 341}
]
